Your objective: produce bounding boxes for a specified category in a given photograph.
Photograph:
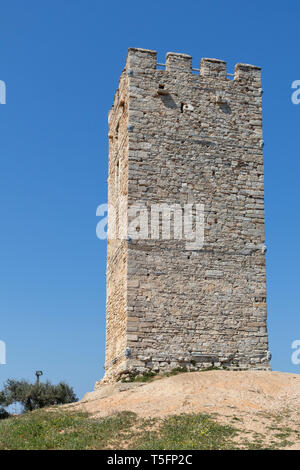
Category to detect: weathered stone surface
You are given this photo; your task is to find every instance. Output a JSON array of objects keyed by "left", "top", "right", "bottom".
[{"left": 101, "top": 47, "right": 270, "bottom": 384}]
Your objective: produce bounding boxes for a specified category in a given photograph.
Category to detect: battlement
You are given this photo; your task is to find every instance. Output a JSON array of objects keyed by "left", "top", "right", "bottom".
[{"left": 126, "top": 47, "right": 261, "bottom": 86}]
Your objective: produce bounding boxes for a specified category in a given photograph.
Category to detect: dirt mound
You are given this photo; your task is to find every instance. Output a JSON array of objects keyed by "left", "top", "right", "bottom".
[{"left": 69, "top": 370, "right": 300, "bottom": 449}]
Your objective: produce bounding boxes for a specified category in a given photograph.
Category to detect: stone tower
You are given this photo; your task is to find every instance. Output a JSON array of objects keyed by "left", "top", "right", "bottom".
[{"left": 102, "top": 47, "right": 270, "bottom": 383}]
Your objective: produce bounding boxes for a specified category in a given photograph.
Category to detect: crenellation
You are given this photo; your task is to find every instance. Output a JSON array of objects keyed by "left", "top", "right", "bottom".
[
  {"left": 234, "top": 63, "right": 261, "bottom": 86},
  {"left": 127, "top": 47, "right": 157, "bottom": 72},
  {"left": 166, "top": 52, "right": 193, "bottom": 72},
  {"left": 200, "top": 58, "right": 227, "bottom": 78},
  {"left": 124, "top": 48, "right": 261, "bottom": 86}
]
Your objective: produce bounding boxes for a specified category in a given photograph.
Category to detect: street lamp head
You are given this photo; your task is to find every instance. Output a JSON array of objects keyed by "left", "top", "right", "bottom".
[{"left": 35, "top": 371, "right": 43, "bottom": 377}]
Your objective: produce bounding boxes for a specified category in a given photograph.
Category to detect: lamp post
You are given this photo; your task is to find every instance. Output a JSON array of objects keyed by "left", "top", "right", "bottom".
[{"left": 35, "top": 370, "right": 43, "bottom": 385}]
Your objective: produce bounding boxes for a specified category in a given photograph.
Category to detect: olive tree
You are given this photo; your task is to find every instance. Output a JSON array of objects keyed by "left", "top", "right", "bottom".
[{"left": 0, "top": 379, "right": 78, "bottom": 412}]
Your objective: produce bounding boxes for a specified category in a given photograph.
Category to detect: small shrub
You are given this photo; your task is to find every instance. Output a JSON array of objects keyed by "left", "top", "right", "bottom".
[
  {"left": 0, "top": 408, "right": 9, "bottom": 420},
  {"left": 121, "top": 371, "right": 156, "bottom": 383}
]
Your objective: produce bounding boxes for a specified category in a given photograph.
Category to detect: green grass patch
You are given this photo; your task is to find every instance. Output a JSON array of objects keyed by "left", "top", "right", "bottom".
[
  {"left": 1, "top": 407, "right": 296, "bottom": 450},
  {"left": 0, "top": 409, "right": 238, "bottom": 450},
  {"left": 0, "top": 409, "right": 136, "bottom": 450},
  {"left": 133, "top": 414, "right": 237, "bottom": 450}
]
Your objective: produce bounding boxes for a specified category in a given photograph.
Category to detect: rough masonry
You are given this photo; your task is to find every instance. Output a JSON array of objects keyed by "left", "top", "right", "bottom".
[{"left": 98, "top": 47, "right": 271, "bottom": 385}]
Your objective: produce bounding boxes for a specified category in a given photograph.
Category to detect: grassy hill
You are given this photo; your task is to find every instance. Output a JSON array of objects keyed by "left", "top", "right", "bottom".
[{"left": 0, "top": 370, "right": 299, "bottom": 450}]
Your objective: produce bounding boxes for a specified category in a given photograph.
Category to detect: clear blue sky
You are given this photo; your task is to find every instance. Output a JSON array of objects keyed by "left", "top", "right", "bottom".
[{"left": 0, "top": 0, "right": 299, "bottom": 399}]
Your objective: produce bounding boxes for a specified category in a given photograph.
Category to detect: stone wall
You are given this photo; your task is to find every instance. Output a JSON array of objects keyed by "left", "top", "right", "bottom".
[
  {"left": 104, "top": 70, "right": 129, "bottom": 377},
  {"left": 101, "top": 47, "right": 270, "bottom": 384}
]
